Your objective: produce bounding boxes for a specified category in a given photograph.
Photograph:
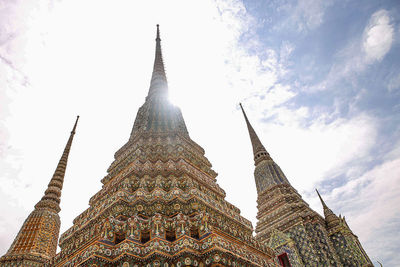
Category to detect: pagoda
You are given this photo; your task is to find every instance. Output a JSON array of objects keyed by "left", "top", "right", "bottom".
[
  {"left": 0, "top": 116, "right": 79, "bottom": 266},
  {"left": 1, "top": 25, "right": 376, "bottom": 267},
  {"left": 51, "top": 25, "right": 277, "bottom": 266},
  {"left": 239, "top": 104, "right": 373, "bottom": 267}
]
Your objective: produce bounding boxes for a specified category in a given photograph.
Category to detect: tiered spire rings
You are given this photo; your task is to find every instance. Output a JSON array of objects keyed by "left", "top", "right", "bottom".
[
  {"left": 239, "top": 103, "right": 272, "bottom": 165},
  {"left": 35, "top": 116, "right": 79, "bottom": 213}
]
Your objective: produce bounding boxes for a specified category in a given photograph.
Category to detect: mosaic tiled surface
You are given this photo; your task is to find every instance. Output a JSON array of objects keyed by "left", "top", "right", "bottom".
[
  {"left": 268, "top": 229, "right": 303, "bottom": 267},
  {"left": 329, "top": 222, "right": 373, "bottom": 266}
]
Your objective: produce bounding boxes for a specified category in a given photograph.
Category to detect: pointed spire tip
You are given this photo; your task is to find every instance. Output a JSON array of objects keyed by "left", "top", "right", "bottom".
[
  {"left": 72, "top": 115, "right": 80, "bottom": 133},
  {"left": 239, "top": 102, "right": 249, "bottom": 121},
  {"left": 156, "top": 24, "right": 160, "bottom": 40},
  {"left": 239, "top": 102, "right": 272, "bottom": 165},
  {"left": 316, "top": 188, "right": 328, "bottom": 208},
  {"left": 316, "top": 188, "right": 322, "bottom": 198}
]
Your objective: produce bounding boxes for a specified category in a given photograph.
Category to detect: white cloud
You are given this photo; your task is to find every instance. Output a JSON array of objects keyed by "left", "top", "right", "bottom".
[
  {"left": 255, "top": 111, "right": 377, "bottom": 191},
  {"left": 276, "top": 0, "right": 333, "bottom": 33},
  {"left": 363, "top": 9, "right": 394, "bottom": 62},
  {"left": 387, "top": 72, "right": 400, "bottom": 92},
  {"left": 279, "top": 41, "right": 295, "bottom": 65},
  {"left": 295, "top": 0, "right": 331, "bottom": 31},
  {"left": 311, "top": 9, "right": 394, "bottom": 93}
]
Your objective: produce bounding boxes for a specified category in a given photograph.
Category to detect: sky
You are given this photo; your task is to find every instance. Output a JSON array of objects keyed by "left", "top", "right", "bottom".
[{"left": 0, "top": 0, "right": 399, "bottom": 266}]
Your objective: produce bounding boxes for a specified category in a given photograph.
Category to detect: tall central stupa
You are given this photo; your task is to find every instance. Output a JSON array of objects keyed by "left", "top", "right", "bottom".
[{"left": 52, "top": 25, "right": 276, "bottom": 267}]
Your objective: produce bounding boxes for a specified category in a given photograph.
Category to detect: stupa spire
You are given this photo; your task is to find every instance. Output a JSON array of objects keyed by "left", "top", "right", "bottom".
[
  {"left": 126, "top": 25, "right": 189, "bottom": 141},
  {"left": 239, "top": 103, "right": 272, "bottom": 165},
  {"left": 316, "top": 188, "right": 329, "bottom": 210},
  {"left": 0, "top": 116, "right": 79, "bottom": 265},
  {"left": 147, "top": 24, "right": 168, "bottom": 99},
  {"left": 240, "top": 103, "right": 290, "bottom": 194},
  {"left": 35, "top": 116, "right": 79, "bottom": 213},
  {"left": 316, "top": 189, "right": 341, "bottom": 229}
]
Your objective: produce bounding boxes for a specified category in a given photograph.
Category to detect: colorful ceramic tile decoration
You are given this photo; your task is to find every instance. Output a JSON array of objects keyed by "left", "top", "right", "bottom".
[{"left": 0, "top": 26, "right": 373, "bottom": 267}]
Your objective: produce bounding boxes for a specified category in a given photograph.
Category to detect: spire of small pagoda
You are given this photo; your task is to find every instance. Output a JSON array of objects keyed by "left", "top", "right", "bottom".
[
  {"left": 0, "top": 116, "right": 79, "bottom": 265},
  {"left": 316, "top": 189, "right": 341, "bottom": 229},
  {"left": 239, "top": 104, "right": 290, "bottom": 193},
  {"left": 147, "top": 24, "right": 168, "bottom": 99},
  {"left": 35, "top": 115, "right": 79, "bottom": 213},
  {"left": 239, "top": 103, "right": 272, "bottom": 165}
]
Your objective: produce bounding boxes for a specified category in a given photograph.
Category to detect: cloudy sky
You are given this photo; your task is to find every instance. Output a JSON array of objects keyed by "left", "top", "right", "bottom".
[{"left": 1, "top": 0, "right": 399, "bottom": 265}]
